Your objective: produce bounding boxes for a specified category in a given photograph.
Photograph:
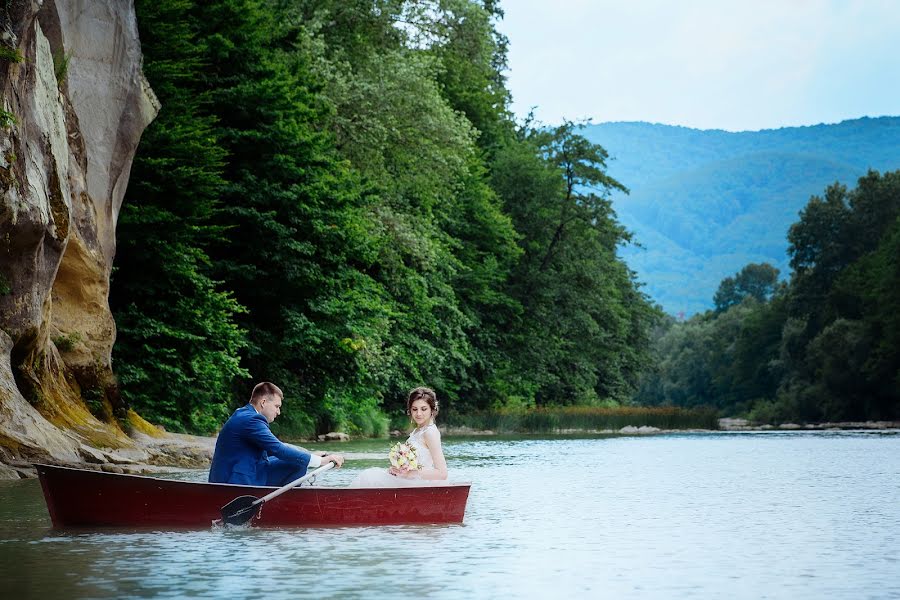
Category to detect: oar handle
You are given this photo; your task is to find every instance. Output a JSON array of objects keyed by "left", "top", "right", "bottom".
[{"left": 257, "top": 461, "right": 335, "bottom": 505}]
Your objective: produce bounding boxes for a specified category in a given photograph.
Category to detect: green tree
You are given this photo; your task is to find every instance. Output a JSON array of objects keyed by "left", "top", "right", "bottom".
[
  {"left": 112, "top": 0, "right": 247, "bottom": 433},
  {"left": 633, "top": 314, "right": 717, "bottom": 408},
  {"left": 493, "top": 120, "right": 656, "bottom": 405},
  {"left": 728, "top": 294, "right": 789, "bottom": 405},
  {"left": 284, "top": 0, "right": 523, "bottom": 413},
  {"left": 424, "top": 0, "right": 513, "bottom": 153},
  {"left": 782, "top": 170, "right": 900, "bottom": 420},
  {"left": 713, "top": 262, "right": 780, "bottom": 313},
  {"left": 193, "top": 0, "right": 391, "bottom": 434}
]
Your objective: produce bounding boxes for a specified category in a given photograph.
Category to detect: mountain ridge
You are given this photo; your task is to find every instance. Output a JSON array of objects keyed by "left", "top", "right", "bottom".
[{"left": 583, "top": 116, "right": 900, "bottom": 315}]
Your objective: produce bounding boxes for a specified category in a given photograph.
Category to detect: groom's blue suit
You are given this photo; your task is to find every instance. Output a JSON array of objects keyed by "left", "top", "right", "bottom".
[{"left": 208, "top": 403, "right": 312, "bottom": 486}]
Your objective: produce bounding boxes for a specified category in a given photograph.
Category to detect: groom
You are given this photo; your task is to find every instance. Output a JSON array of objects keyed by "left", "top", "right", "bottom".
[{"left": 208, "top": 381, "right": 344, "bottom": 486}]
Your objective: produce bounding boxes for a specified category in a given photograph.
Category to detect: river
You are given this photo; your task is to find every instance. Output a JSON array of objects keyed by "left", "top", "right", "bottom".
[{"left": 1, "top": 431, "right": 899, "bottom": 599}]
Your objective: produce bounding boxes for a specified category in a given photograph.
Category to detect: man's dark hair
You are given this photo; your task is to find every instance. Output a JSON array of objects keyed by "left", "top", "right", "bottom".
[{"left": 250, "top": 382, "right": 283, "bottom": 405}]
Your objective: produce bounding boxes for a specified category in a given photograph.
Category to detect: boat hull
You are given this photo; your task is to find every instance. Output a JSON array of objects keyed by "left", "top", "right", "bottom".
[{"left": 35, "top": 464, "right": 470, "bottom": 528}]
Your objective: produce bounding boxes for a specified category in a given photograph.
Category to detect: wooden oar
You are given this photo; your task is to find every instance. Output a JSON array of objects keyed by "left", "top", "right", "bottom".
[{"left": 217, "top": 461, "right": 335, "bottom": 526}]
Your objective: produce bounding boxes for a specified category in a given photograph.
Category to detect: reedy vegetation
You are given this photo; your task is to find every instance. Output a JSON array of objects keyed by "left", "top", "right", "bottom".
[
  {"left": 111, "top": 0, "right": 657, "bottom": 435},
  {"left": 443, "top": 406, "right": 719, "bottom": 433}
]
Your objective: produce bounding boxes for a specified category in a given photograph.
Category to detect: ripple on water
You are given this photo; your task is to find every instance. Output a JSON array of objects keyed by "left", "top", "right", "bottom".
[{"left": 0, "top": 432, "right": 899, "bottom": 598}]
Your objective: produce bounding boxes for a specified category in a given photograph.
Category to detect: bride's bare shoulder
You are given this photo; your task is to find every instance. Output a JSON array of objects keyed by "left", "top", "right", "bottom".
[{"left": 422, "top": 424, "right": 441, "bottom": 441}]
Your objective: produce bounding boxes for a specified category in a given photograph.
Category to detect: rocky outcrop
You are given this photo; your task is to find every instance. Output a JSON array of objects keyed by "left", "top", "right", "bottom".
[{"left": 0, "top": 0, "right": 159, "bottom": 468}]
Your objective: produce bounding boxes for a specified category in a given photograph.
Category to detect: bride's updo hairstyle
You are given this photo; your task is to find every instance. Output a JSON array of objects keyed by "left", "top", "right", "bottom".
[{"left": 406, "top": 386, "right": 439, "bottom": 420}]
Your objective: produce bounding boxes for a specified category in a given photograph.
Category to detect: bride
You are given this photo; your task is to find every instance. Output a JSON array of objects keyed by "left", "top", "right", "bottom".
[{"left": 349, "top": 387, "right": 448, "bottom": 487}]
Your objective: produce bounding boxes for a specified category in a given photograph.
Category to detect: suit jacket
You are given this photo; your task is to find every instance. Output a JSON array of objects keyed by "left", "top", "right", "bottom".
[{"left": 208, "top": 403, "right": 311, "bottom": 485}]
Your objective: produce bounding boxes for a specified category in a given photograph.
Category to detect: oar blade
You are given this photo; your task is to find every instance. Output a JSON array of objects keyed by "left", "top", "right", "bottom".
[
  {"left": 216, "top": 463, "right": 336, "bottom": 527},
  {"left": 220, "top": 495, "right": 260, "bottom": 526}
]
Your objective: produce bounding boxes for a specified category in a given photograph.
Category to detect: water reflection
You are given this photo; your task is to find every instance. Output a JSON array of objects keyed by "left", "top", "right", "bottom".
[{"left": 1, "top": 431, "right": 899, "bottom": 598}]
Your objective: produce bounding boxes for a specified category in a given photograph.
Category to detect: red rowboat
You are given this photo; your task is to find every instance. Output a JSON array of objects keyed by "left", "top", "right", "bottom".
[{"left": 36, "top": 464, "right": 471, "bottom": 528}]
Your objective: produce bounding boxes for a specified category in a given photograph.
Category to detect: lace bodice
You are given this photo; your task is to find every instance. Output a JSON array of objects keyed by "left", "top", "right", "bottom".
[
  {"left": 407, "top": 424, "right": 438, "bottom": 469},
  {"left": 348, "top": 423, "right": 443, "bottom": 488}
]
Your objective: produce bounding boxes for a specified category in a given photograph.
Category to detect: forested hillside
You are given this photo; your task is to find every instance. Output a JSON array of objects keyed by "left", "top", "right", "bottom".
[
  {"left": 109, "top": 0, "right": 657, "bottom": 436},
  {"left": 584, "top": 118, "right": 900, "bottom": 315}
]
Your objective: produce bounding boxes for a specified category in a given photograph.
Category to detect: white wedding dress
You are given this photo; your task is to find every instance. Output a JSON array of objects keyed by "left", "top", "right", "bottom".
[{"left": 349, "top": 424, "right": 444, "bottom": 487}]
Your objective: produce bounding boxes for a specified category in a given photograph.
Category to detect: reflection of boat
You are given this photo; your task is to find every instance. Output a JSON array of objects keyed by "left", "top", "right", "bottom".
[{"left": 35, "top": 464, "right": 471, "bottom": 528}]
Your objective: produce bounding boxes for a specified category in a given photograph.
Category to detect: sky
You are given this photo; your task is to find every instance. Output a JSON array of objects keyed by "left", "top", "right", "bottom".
[{"left": 497, "top": 0, "right": 900, "bottom": 132}]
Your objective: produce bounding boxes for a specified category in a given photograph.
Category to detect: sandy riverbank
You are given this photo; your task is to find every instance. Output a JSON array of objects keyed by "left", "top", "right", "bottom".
[
  {"left": 0, "top": 431, "right": 216, "bottom": 480},
  {"left": 716, "top": 418, "right": 900, "bottom": 431}
]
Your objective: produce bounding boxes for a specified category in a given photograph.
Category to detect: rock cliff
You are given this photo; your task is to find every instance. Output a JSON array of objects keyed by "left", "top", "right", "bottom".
[{"left": 0, "top": 0, "right": 159, "bottom": 472}]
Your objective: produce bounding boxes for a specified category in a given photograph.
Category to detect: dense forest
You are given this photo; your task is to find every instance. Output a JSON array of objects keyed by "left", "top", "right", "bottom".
[
  {"left": 635, "top": 170, "right": 900, "bottom": 423},
  {"left": 109, "top": 0, "right": 897, "bottom": 436},
  {"left": 110, "top": 0, "right": 657, "bottom": 436}
]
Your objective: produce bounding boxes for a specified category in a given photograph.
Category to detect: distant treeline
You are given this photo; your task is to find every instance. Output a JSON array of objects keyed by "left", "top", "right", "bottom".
[
  {"left": 635, "top": 170, "right": 900, "bottom": 423},
  {"left": 110, "top": 0, "right": 657, "bottom": 435}
]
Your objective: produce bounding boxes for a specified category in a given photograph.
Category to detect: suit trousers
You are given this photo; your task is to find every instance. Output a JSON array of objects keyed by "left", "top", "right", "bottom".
[{"left": 264, "top": 457, "right": 309, "bottom": 487}]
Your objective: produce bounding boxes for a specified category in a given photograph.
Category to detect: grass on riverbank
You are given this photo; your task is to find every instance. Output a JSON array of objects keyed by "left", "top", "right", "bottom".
[{"left": 441, "top": 406, "right": 719, "bottom": 433}]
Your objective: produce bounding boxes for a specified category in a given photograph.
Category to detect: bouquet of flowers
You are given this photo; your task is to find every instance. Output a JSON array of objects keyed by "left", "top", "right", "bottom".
[{"left": 389, "top": 442, "right": 419, "bottom": 473}]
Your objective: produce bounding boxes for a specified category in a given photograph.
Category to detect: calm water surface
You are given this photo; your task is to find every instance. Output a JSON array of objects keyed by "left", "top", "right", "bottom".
[{"left": 1, "top": 431, "right": 899, "bottom": 599}]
